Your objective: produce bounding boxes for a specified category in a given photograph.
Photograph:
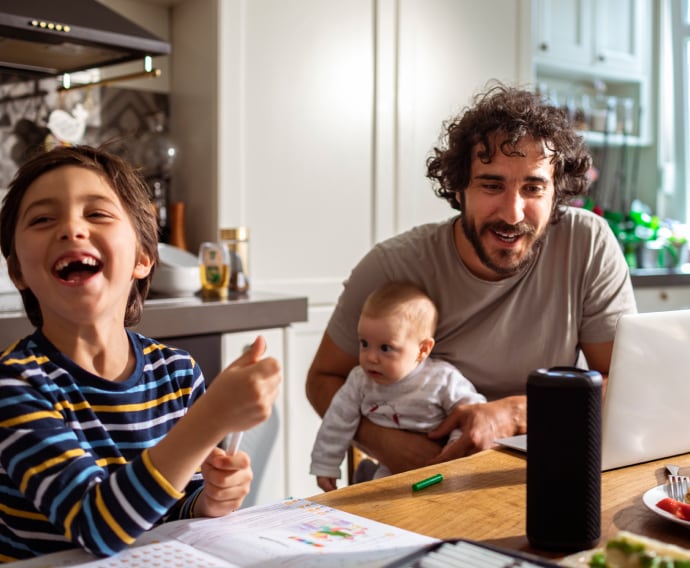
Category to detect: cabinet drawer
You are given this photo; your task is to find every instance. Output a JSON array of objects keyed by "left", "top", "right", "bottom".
[{"left": 634, "top": 287, "right": 690, "bottom": 313}]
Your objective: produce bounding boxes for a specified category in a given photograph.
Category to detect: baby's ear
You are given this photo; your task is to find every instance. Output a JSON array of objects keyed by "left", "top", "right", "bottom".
[{"left": 418, "top": 337, "right": 435, "bottom": 361}]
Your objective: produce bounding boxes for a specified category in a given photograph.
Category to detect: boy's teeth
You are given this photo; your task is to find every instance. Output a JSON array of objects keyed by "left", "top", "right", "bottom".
[{"left": 55, "top": 257, "right": 97, "bottom": 271}]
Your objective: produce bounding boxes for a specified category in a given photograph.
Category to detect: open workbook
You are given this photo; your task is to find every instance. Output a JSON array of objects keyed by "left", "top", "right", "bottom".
[{"left": 10, "top": 498, "right": 439, "bottom": 568}]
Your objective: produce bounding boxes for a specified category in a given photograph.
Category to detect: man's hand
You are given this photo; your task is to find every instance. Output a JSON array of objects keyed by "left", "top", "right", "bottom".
[
  {"left": 194, "top": 447, "right": 252, "bottom": 517},
  {"left": 355, "top": 418, "right": 443, "bottom": 474},
  {"left": 426, "top": 396, "right": 527, "bottom": 464}
]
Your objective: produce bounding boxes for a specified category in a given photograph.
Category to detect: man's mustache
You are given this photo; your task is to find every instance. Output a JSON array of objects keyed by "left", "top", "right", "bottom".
[{"left": 481, "top": 221, "right": 536, "bottom": 236}]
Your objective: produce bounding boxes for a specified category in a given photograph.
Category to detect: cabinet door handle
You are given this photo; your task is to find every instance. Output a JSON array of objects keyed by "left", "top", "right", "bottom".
[
  {"left": 539, "top": 42, "right": 549, "bottom": 52},
  {"left": 597, "top": 53, "right": 606, "bottom": 62}
]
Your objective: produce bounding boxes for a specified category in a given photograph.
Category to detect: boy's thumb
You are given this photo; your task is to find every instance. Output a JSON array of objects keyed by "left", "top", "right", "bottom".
[{"left": 228, "top": 335, "right": 266, "bottom": 369}]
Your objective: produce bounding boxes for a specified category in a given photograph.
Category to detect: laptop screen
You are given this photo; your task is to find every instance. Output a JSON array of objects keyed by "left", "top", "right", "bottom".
[
  {"left": 496, "top": 309, "right": 690, "bottom": 471},
  {"left": 601, "top": 309, "right": 690, "bottom": 470}
]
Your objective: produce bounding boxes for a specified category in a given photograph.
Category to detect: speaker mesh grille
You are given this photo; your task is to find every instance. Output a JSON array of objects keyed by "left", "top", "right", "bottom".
[{"left": 526, "top": 369, "right": 602, "bottom": 551}]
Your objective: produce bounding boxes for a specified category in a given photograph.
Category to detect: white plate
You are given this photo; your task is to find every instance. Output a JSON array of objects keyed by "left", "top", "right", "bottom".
[{"left": 642, "top": 484, "right": 690, "bottom": 528}]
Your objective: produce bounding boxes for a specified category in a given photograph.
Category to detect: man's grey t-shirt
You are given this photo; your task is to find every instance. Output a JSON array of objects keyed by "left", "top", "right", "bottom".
[{"left": 326, "top": 207, "right": 637, "bottom": 401}]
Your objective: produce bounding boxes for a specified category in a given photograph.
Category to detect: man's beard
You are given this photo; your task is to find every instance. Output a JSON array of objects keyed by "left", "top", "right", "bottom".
[{"left": 460, "top": 215, "right": 547, "bottom": 277}]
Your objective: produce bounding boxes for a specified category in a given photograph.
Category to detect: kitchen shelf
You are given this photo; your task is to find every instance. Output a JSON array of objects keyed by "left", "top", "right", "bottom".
[{"left": 579, "top": 130, "right": 650, "bottom": 148}]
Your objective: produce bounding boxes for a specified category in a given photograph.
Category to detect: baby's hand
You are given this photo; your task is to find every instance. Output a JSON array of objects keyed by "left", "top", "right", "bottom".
[
  {"left": 195, "top": 447, "right": 252, "bottom": 517},
  {"left": 317, "top": 476, "right": 338, "bottom": 492}
]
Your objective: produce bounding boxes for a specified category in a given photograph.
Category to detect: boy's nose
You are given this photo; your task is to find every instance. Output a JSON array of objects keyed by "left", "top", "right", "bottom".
[{"left": 58, "top": 217, "right": 88, "bottom": 240}]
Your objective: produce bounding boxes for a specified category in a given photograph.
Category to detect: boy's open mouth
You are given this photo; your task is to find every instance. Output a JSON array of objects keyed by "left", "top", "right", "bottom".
[{"left": 53, "top": 256, "right": 102, "bottom": 283}]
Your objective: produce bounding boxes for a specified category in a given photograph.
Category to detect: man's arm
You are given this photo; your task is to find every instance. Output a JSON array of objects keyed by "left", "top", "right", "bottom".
[
  {"left": 580, "top": 339, "right": 614, "bottom": 396},
  {"left": 306, "top": 332, "right": 442, "bottom": 473},
  {"left": 427, "top": 339, "right": 615, "bottom": 464},
  {"left": 580, "top": 340, "right": 613, "bottom": 376},
  {"left": 306, "top": 332, "right": 357, "bottom": 417},
  {"left": 427, "top": 395, "right": 527, "bottom": 463}
]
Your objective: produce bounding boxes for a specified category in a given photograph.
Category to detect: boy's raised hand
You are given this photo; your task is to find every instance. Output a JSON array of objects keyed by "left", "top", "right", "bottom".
[
  {"left": 148, "top": 336, "right": 281, "bottom": 499},
  {"left": 207, "top": 335, "right": 282, "bottom": 437}
]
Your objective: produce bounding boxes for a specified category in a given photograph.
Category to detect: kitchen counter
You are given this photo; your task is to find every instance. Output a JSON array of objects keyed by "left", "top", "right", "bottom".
[
  {"left": 133, "top": 291, "right": 308, "bottom": 338},
  {"left": 0, "top": 291, "right": 308, "bottom": 378},
  {"left": 629, "top": 265, "right": 690, "bottom": 287}
]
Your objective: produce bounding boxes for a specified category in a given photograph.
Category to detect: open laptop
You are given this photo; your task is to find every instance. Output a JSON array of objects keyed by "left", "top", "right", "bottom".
[{"left": 496, "top": 309, "right": 690, "bottom": 471}]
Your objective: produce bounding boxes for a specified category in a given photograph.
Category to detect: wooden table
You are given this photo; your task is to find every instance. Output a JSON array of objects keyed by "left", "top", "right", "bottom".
[{"left": 310, "top": 448, "right": 690, "bottom": 558}]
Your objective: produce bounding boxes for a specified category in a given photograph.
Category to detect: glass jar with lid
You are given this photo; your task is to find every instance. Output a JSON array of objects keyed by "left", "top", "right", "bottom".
[{"left": 220, "top": 227, "right": 250, "bottom": 293}]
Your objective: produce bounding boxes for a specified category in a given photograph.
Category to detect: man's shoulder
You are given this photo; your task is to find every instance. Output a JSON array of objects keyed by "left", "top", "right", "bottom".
[
  {"left": 548, "top": 207, "right": 613, "bottom": 247},
  {"left": 560, "top": 206, "right": 610, "bottom": 230},
  {"left": 372, "top": 217, "right": 456, "bottom": 258}
]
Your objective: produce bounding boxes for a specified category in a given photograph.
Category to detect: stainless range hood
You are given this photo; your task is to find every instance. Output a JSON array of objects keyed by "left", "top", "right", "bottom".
[{"left": 0, "top": 0, "right": 171, "bottom": 77}]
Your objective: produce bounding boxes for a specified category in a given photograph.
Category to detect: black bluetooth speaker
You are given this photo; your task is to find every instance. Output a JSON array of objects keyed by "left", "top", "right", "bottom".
[{"left": 526, "top": 366, "right": 602, "bottom": 552}]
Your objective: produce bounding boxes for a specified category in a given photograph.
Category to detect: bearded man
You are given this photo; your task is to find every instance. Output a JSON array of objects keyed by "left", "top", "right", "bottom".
[{"left": 306, "top": 84, "right": 636, "bottom": 475}]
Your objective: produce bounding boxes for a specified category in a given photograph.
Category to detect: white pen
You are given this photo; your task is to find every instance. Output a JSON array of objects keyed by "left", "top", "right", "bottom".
[{"left": 224, "top": 432, "right": 243, "bottom": 455}]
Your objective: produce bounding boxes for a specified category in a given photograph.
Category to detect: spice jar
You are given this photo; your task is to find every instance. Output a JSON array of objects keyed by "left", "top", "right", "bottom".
[{"left": 220, "top": 227, "right": 250, "bottom": 294}]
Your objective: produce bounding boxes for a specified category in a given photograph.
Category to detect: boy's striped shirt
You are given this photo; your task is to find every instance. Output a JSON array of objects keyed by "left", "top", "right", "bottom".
[{"left": 0, "top": 330, "right": 206, "bottom": 561}]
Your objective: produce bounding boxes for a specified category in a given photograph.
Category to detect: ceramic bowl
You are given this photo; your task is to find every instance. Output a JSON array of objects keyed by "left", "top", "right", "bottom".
[{"left": 151, "top": 244, "right": 201, "bottom": 296}]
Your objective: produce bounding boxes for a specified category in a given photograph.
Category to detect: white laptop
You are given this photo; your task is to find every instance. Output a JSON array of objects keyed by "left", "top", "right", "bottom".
[{"left": 496, "top": 309, "right": 690, "bottom": 471}]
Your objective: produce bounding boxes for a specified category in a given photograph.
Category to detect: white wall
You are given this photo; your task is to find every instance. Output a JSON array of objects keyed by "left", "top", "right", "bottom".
[
  {"left": 168, "top": 0, "right": 528, "bottom": 302},
  {"left": 219, "top": 0, "right": 375, "bottom": 304}
]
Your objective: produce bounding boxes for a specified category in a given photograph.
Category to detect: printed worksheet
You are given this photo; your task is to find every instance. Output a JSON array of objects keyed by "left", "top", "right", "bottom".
[
  {"left": 144, "top": 498, "right": 438, "bottom": 567},
  {"left": 9, "top": 499, "right": 437, "bottom": 568}
]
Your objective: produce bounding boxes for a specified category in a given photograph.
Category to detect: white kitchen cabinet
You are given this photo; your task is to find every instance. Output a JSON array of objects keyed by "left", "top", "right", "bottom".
[
  {"left": 530, "top": 0, "right": 653, "bottom": 145},
  {"left": 534, "top": 0, "right": 649, "bottom": 78},
  {"left": 633, "top": 286, "right": 690, "bottom": 313},
  {"left": 592, "top": 0, "right": 647, "bottom": 76},
  {"left": 534, "top": 0, "right": 591, "bottom": 68},
  {"left": 284, "top": 305, "right": 335, "bottom": 499}
]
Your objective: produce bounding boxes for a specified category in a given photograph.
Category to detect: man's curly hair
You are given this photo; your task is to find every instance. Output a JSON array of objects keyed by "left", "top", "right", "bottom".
[{"left": 426, "top": 83, "right": 592, "bottom": 224}]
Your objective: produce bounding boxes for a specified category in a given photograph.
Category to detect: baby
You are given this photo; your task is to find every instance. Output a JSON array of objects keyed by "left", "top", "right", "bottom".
[{"left": 309, "top": 281, "right": 485, "bottom": 491}]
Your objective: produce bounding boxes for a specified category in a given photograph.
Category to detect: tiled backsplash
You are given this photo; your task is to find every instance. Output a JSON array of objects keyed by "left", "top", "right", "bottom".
[
  {"left": 0, "top": 75, "right": 170, "bottom": 189},
  {"left": 0, "top": 76, "right": 171, "bottom": 290}
]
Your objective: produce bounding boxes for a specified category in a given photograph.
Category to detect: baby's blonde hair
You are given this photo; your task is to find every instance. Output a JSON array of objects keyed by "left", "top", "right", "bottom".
[{"left": 361, "top": 282, "right": 438, "bottom": 338}]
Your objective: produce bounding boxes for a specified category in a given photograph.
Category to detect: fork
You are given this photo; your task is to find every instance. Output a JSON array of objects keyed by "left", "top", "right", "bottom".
[{"left": 667, "top": 464, "right": 690, "bottom": 502}]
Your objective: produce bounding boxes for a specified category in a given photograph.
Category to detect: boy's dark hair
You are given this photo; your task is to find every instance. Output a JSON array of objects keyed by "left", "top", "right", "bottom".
[
  {"left": 426, "top": 83, "right": 593, "bottom": 224},
  {"left": 0, "top": 145, "right": 159, "bottom": 327}
]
